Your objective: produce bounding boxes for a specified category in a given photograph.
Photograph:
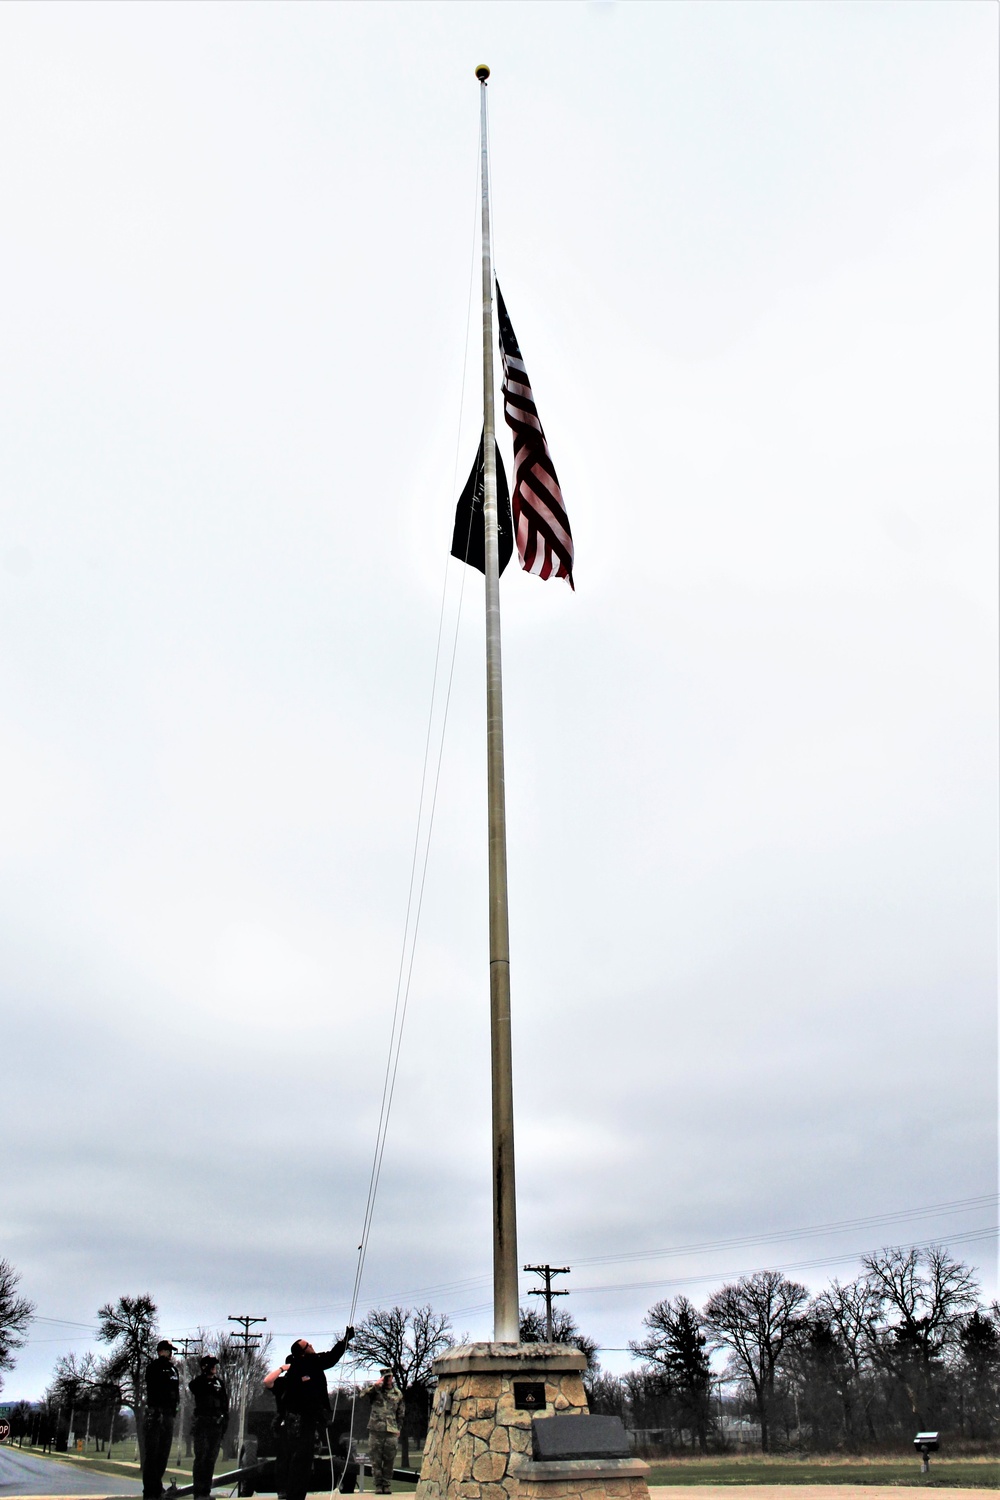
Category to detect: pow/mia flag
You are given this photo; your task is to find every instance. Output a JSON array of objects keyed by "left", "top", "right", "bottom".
[{"left": 451, "top": 427, "right": 514, "bottom": 576}]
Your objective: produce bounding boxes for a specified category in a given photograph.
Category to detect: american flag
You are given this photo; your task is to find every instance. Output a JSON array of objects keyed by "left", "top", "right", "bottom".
[{"left": 496, "top": 281, "right": 574, "bottom": 588}]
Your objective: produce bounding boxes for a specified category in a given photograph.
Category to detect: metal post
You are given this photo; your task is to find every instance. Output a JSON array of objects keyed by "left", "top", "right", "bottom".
[{"left": 476, "top": 63, "right": 519, "bottom": 1345}]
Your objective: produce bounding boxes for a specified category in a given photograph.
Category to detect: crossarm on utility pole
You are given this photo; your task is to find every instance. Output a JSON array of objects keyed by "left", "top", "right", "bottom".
[
  {"left": 228, "top": 1315, "right": 266, "bottom": 1466},
  {"left": 523, "top": 1265, "right": 571, "bottom": 1342}
]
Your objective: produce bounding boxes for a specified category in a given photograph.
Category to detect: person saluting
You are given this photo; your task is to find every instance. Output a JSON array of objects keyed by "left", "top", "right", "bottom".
[{"left": 362, "top": 1368, "right": 404, "bottom": 1496}]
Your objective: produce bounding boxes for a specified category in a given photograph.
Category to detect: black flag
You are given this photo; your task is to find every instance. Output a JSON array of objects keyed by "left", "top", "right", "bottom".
[{"left": 451, "top": 428, "right": 514, "bottom": 576}]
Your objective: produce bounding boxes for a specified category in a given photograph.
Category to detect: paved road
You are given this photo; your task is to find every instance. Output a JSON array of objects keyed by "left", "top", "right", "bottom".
[{"left": 0, "top": 1448, "right": 139, "bottom": 1496}]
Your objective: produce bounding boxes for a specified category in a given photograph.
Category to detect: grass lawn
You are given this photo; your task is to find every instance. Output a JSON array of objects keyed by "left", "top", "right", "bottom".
[
  {"left": 20, "top": 1443, "right": 996, "bottom": 1493},
  {"left": 644, "top": 1457, "right": 1000, "bottom": 1489}
]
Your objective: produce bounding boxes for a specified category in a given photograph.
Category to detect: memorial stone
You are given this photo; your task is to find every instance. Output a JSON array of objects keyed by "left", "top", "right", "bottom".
[{"left": 416, "top": 1344, "right": 649, "bottom": 1500}]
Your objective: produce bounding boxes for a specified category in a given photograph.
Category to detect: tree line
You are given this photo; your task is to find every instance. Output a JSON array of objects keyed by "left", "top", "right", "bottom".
[
  {"left": 7, "top": 1294, "right": 455, "bottom": 1470},
  {"left": 4, "top": 1242, "right": 998, "bottom": 1458},
  {"left": 591, "top": 1245, "right": 999, "bottom": 1453}
]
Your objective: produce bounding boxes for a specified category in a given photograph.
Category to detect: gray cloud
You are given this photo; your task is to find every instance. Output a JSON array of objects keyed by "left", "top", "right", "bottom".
[{"left": 1, "top": 0, "right": 995, "bottom": 1398}]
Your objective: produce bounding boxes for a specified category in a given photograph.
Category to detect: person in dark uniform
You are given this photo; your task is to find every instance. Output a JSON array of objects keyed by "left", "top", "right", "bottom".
[
  {"left": 142, "top": 1340, "right": 180, "bottom": 1499},
  {"left": 188, "top": 1354, "right": 229, "bottom": 1499},
  {"left": 264, "top": 1330, "right": 353, "bottom": 1500},
  {"left": 264, "top": 1355, "right": 291, "bottom": 1499}
]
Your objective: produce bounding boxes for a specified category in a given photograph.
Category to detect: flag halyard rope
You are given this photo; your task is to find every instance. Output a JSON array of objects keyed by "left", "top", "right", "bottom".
[{"left": 346, "top": 135, "right": 483, "bottom": 1338}]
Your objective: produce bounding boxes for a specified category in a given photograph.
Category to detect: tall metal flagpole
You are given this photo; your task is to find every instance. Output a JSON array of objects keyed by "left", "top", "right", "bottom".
[{"left": 475, "top": 62, "right": 519, "bottom": 1344}]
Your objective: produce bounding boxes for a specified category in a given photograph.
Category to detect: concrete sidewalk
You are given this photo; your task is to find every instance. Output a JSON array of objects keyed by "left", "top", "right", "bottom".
[{"left": 648, "top": 1489, "right": 993, "bottom": 1499}]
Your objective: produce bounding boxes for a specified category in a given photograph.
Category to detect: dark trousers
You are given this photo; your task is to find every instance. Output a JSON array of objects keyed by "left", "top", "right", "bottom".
[
  {"left": 274, "top": 1417, "right": 290, "bottom": 1498},
  {"left": 284, "top": 1413, "right": 317, "bottom": 1500},
  {"left": 142, "top": 1408, "right": 176, "bottom": 1499},
  {"left": 192, "top": 1416, "right": 225, "bottom": 1496}
]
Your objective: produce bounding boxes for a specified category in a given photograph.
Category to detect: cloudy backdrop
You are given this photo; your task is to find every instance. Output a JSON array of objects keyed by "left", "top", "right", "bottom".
[{"left": 1, "top": 1, "right": 996, "bottom": 1398}]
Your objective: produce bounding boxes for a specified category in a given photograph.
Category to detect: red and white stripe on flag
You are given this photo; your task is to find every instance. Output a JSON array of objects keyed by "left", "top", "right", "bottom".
[{"left": 496, "top": 281, "right": 574, "bottom": 588}]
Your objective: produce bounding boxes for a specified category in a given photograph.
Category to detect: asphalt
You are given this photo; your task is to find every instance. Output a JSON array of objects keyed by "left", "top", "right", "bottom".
[{"left": 0, "top": 1448, "right": 139, "bottom": 1496}]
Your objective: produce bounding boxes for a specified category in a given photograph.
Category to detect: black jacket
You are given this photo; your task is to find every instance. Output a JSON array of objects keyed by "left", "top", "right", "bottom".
[
  {"left": 271, "top": 1372, "right": 289, "bottom": 1418},
  {"left": 145, "top": 1358, "right": 180, "bottom": 1413},
  {"left": 189, "top": 1372, "right": 229, "bottom": 1424},
  {"left": 281, "top": 1339, "right": 349, "bottom": 1420}
]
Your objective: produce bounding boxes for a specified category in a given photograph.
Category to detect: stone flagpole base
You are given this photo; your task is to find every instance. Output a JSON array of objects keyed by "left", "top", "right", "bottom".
[{"left": 415, "top": 1344, "right": 650, "bottom": 1500}]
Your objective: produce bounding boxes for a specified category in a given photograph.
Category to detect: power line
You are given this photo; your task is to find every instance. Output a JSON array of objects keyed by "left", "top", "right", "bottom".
[
  {"left": 262, "top": 1190, "right": 997, "bottom": 1320},
  {"left": 569, "top": 1193, "right": 999, "bottom": 1271},
  {"left": 438, "top": 1223, "right": 999, "bottom": 1323},
  {"left": 28, "top": 1194, "right": 998, "bottom": 1342},
  {"left": 567, "top": 1223, "right": 1000, "bottom": 1299}
]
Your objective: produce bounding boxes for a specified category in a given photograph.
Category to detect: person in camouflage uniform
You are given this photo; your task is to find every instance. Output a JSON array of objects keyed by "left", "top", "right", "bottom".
[{"left": 362, "top": 1369, "right": 403, "bottom": 1495}]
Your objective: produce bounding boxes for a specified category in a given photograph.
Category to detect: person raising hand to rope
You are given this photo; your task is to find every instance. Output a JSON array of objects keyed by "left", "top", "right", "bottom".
[{"left": 264, "top": 1328, "right": 354, "bottom": 1500}]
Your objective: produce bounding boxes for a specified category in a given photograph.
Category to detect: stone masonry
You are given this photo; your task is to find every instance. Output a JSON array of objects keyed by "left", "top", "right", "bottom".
[{"left": 415, "top": 1344, "right": 649, "bottom": 1500}]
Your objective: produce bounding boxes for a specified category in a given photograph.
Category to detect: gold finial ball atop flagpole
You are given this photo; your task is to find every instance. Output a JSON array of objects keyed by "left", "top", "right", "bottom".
[{"left": 475, "top": 64, "right": 490, "bottom": 81}]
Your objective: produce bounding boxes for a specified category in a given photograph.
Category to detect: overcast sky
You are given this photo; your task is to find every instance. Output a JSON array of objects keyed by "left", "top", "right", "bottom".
[{"left": 1, "top": 1, "right": 997, "bottom": 1400}]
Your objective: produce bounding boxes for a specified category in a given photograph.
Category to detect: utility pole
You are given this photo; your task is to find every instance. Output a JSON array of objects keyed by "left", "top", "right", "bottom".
[
  {"left": 523, "top": 1265, "right": 570, "bottom": 1342},
  {"left": 228, "top": 1315, "right": 266, "bottom": 1467},
  {"left": 172, "top": 1337, "right": 200, "bottom": 1464}
]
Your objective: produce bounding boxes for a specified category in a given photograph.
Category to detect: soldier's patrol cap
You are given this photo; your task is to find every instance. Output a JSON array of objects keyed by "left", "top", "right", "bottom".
[{"left": 379, "top": 1366, "right": 392, "bottom": 1375}]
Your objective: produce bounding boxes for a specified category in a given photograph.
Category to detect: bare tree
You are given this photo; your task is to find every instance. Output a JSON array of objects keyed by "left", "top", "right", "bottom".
[
  {"left": 47, "top": 1352, "right": 100, "bottom": 1446},
  {"left": 862, "top": 1245, "right": 979, "bottom": 1361},
  {"left": 8, "top": 1399, "right": 33, "bottom": 1445},
  {"left": 630, "top": 1296, "right": 713, "bottom": 1452},
  {"left": 810, "top": 1275, "right": 884, "bottom": 1446},
  {"left": 861, "top": 1245, "right": 980, "bottom": 1426},
  {"left": 202, "top": 1328, "right": 272, "bottom": 1459},
  {"left": 586, "top": 1371, "right": 627, "bottom": 1419},
  {"left": 351, "top": 1306, "right": 454, "bottom": 1466},
  {"left": 0, "top": 1259, "right": 35, "bottom": 1392},
  {"left": 95, "top": 1293, "right": 159, "bottom": 1462},
  {"left": 812, "top": 1277, "right": 882, "bottom": 1379},
  {"left": 620, "top": 1367, "right": 672, "bottom": 1438},
  {"left": 703, "top": 1271, "right": 809, "bottom": 1452},
  {"left": 519, "top": 1305, "right": 600, "bottom": 1373}
]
